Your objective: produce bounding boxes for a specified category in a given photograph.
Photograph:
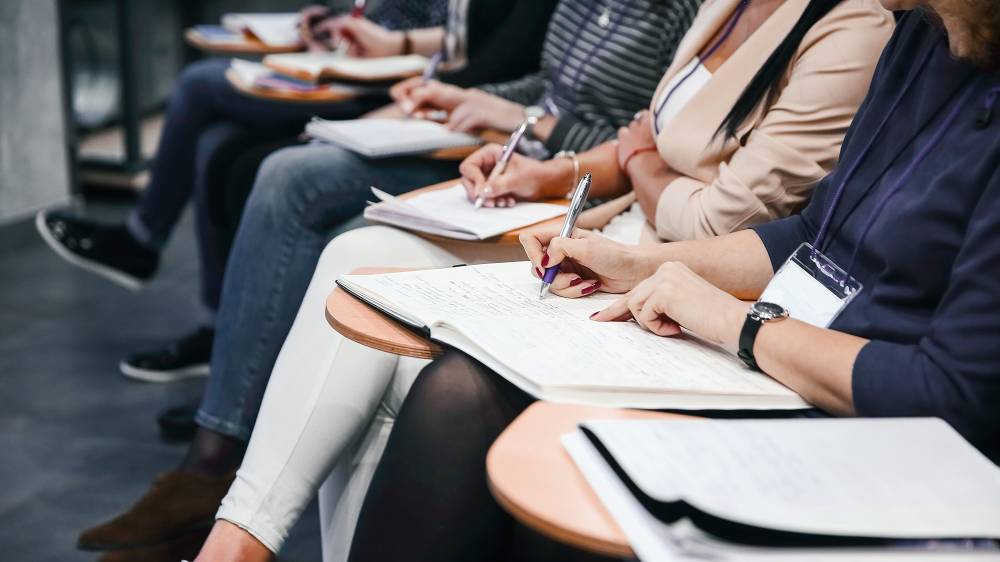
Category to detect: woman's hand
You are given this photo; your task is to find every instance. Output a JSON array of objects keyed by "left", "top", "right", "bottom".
[
  {"left": 615, "top": 111, "right": 657, "bottom": 171},
  {"left": 459, "top": 144, "right": 571, "bottom": 206},
  {"left": 519, "top": 228, "right": 660, "bottom": 297},
  {"left": 315, "top": 16, "right": 404, "bottom": 57},
  {"left": 593, "top": 262, "right": 749, "bottom": 347},
  {"left": 444, "top": 92, "right": 525, "bottom": 133},
  {"left": 393, "top": 80, "right": 472, "bottom": 116}
]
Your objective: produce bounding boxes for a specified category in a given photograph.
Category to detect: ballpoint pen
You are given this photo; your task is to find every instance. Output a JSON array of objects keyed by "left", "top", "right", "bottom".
[
  {"left": 334, "top": 0, "right": 366, "bottom": 54},
  {"left": 474, "top": 119, "right": 532, "bottom": 209},
  {"left": 423, "top": 51, "right": 444, "bottom": 84},
  {"left": 539, "top": 173, "right": 592, "bottom": 298}
]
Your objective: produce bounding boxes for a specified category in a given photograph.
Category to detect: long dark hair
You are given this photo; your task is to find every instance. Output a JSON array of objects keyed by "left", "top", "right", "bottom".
[{"left": 716, "top": 0, "right": 843, "bottom": 140}]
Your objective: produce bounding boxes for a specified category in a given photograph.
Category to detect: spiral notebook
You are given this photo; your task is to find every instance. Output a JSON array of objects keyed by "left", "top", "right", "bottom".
[{"left": 306, "top": 118, "right": 481, "bottom": 158}]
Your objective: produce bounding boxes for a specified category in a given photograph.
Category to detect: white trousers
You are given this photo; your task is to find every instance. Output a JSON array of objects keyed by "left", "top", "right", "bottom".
[{"left": 215, "top": 226, "right": 525, "bottom": 561}]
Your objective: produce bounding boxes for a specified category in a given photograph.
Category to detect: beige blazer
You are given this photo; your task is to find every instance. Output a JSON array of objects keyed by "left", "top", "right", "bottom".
[{"left": 644, "top": 0, "right": 894, "bottom": 241}]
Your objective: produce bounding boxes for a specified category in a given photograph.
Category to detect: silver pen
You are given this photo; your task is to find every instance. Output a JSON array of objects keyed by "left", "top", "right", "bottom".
[
  {"left": 474, "top": 119, "right": 531, "bottom": 209},
  {"left": 539, "top": 173, "right": 592, "bottom": 298}
]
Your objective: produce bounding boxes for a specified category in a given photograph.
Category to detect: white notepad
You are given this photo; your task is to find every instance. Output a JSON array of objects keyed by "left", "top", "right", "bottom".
[
  {"left": 306, "top": 118, "right": 481, "bottom": 158},
  {"left": 264, "top": 52, "right": 429, "bottom": 82},
  {"left": 337, "top": 263, "right": 810, "bottom": 410},
  {"left": 363, "top": 185, "right": 567, "bottom": 240},
  {"left": 221, "top": 13, "right": 301, "bottom": 47},
  {"left": 564, "top": 418, "right": 1000, "bottom": 560}
]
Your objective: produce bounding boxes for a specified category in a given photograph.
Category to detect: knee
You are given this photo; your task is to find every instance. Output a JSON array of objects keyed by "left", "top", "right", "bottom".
[
  {"left": 405, "top": 351, "right": 493, "bottom": 418},
  {"left": 174, "top": 58, "right": 227, "bottom": 101}
]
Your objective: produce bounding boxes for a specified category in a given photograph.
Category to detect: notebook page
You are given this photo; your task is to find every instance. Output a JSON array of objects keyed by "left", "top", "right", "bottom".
[
  {"left": 307, "top": 119, "right": 480, "bottom": 157},
  {"left": 224, "top": 13, "right": 301, "bottom": 46},
  {"left": 562, "top": 433, "right": 1000, "bottom": 562},
  {"left": 369, "top": 185, "right": 566, "bottom": 239},
  {"left": 582, "top": 418, "right": 1000, "bottom": 539},
  {"left": 327, "top": 55, "right": 429, "bottom": 79},
  {"left": 339, "top": 263, "right": 803, "bottom": 400},
  {"left": 265, "top": 53, "right": 344, "bottom": 77}
]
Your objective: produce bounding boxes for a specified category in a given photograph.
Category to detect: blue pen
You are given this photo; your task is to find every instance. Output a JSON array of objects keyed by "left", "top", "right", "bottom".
[
  {"left": 540, "top": 173, "right": 592, "bottom": 298},
  {"left": 423, "top": 51, "right": 444, "bottom": 84}
]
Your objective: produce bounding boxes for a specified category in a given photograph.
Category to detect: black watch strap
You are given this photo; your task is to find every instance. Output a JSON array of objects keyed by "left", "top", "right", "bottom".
[{"left": 738, "top": 314, "right": 764, "bottom": 371}]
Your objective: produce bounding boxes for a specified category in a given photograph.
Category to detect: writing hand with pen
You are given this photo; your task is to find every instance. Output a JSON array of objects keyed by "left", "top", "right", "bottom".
[
  {"left": 390, "top": 80, "right": 528, "bottom": 133},
  {"left": 458, "top": 144, "right": 571, "bottom": 208}
]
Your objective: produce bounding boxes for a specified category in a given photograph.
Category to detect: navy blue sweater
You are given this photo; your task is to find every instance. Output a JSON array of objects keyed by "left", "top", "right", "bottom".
[{"left": 752, "top": 11, "right": 1000, "bottom": 464}]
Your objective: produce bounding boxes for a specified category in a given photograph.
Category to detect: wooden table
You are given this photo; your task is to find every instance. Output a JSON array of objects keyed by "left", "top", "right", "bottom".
[
  {"left": 326, "top": 267, "right": 443, "bottom": 359},
  {"left": 488, "top": 402, "right": 691, "bottom": 558},
  {"left": 185, "top": 28, "right": 302, "bottom": 56}
]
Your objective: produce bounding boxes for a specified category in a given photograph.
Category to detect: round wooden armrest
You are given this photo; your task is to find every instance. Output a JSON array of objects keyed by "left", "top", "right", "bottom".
[
  {"left": 325, "top": 267, "right": 443, "bottom": 359},
  {"left": 185, "top": 28, "right": 301, "bottom": 55},
  {"left": 487, "top": 402, "right": 695, "bottom": 558}
]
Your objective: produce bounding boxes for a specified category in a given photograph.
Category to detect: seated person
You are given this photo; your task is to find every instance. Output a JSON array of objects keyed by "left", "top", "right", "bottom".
[
  {"left": 187, "top": 0, "right": 892, "bottom": 561},
  {"left": 35, "top": 0, "right": 547, "bottom": 383},
  {"left": 75, "top": 0, "right": 690, "bottom": 555},
  {"left": 346, "top": 4, "right": 1000, "bottom": 561}
]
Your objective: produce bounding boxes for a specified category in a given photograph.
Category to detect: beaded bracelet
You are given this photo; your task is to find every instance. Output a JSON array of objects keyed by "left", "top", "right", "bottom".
[{"left": 553, "top": 150, "right": 579, "bottom": 198}]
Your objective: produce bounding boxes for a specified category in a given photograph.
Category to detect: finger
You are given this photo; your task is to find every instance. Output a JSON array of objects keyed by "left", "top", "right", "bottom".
[
  {"left": 637, "top": 298, "right": 682, "bottom": 337},
  {"left": 591, "top": 294, "right": 633, "bottom": 322},
  {"left": 519, "top": 231, "right": 548, "bottom": 267},
  {"left": 544, "top": 236, "right": 595, "bottom": 270},
  {"left": 390, "top": 76, "right": 421, "bottom": 104}
]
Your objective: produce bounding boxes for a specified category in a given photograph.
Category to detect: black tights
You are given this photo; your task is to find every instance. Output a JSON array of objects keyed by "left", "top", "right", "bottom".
[{"left": 347, "top": 351, "right": 618, "bottom": 562}]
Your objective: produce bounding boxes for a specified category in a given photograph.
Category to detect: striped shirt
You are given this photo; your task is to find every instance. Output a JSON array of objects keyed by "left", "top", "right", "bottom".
[{"left": 481, "top": 0, "right": 700, "bottom": 153}]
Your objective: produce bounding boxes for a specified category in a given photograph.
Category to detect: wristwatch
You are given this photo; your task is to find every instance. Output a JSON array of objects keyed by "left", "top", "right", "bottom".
[
  {"left": 737, "top": 302, "right": 789, "bottom": 371},
  {"left": 524, "top": 105, "right": 546, "bottom": 134}
]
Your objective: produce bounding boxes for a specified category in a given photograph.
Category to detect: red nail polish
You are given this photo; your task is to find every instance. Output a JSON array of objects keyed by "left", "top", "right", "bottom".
[
  {"left": 541, "top": 254, "right": 550, "bottom": 267},
  {"left": 535, "top": 267, "right": 543, "bottom": 278},
  {"left": 569, "top": 277, "right": 583, "bottom": 287},
  {"left": 589, "top": 311, "right": 599, "bottom": 319},
  {"left": 582, "top": 282, "right": 601, "bottom": 295}
]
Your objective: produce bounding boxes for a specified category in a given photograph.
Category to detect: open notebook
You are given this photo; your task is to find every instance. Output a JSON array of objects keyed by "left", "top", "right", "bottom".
[
  {"left": 337, "top": 263, "right": 810, "bottom": 410},
  {"left": 221, "top": 13, "right": 301, "bottom": 47},
  {"left": 306, "top": 118, "right": 480, "bottom": 158},
  {"left": 564, "top": 418, "right": 1000, "bottom": 561},
  {"left": 264, "top": 52, "right": 429, "bottom": 82},
  {"left": 363, "top": 185, "right": 567, "bottom": 240}
]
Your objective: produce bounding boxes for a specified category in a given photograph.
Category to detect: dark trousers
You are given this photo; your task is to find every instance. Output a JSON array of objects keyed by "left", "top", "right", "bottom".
[{"left": 132, "top": 58, "right": 384, "bottom": 312}]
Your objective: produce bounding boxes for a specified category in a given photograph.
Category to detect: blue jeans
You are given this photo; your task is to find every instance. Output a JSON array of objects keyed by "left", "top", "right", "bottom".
[
  {"left": 195, "top": 143, "right": 459, "bottom": 439},
  {"left": 130, "top": 58, "right": 382, "bottom": 312}
]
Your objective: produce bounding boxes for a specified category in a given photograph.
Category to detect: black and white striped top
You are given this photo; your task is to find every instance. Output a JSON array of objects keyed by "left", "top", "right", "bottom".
[{"left": 481, "top": 0, "right": 700, "bottom": 153}]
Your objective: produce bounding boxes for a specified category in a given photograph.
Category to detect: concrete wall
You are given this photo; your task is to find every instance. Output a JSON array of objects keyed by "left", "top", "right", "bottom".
[{"left": 0, "top": 0, "right": 71, "bottom": 225}]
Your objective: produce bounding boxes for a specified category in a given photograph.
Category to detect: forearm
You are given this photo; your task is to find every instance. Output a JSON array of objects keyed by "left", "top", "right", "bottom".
[
  {"left": 628, "top": 152, "right": 682, "bottom": 223},
  {"left": 754, "top": 320, "right": 866, "bottom": 415},
  {"left": 646, "top": 230, "right": 775, "bottom": 300},
  {"left": 530, "top": 141, "right": 630, "bottom": 200},
  {"left": 403, "top": 26, "right": 445, "bottom": 57}
]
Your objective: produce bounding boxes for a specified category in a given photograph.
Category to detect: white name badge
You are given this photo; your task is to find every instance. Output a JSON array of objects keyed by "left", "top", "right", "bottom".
[{"left": 759, "top": 243, "right": 863, "bottom": 328}]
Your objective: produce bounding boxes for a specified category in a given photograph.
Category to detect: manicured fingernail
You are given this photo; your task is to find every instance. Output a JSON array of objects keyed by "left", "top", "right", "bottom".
[
  {"left": 534, "top": 267, "right": 543, "bottom": 278},
  {"left": 589, "top": 311, "right": 599, "bottom": 319},
  {"left": 581, "top": 282, "right": 601, "bottom": 295},
  {"left": 569, "top": 277, "right": 583, "bottom": 287},
  {"left": 541, "top": 254, "right": 550, "bottom": 267}
]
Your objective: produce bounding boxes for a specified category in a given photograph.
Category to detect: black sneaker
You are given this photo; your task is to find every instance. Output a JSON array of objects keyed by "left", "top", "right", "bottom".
[
  {"left": 35, "top": 209, "right": 159, "bottom": 290},
  {"left": 119, "top": 327, "right": 214, "bottom": 383}
]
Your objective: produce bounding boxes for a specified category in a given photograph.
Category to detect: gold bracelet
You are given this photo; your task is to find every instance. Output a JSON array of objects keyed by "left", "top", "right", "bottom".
[{"left": 553, "top": 150, "right": 579, "bottom": 199}]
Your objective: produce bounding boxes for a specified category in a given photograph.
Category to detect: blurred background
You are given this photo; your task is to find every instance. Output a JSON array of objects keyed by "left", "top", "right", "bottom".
[{"left": 0, "top": 2, "right": 363, "bottom": 560}]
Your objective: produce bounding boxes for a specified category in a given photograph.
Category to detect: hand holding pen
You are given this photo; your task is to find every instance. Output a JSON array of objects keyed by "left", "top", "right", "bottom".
[
  {"left": 538, "top": 173, "right": 592, "bottom": 298},
  {"left": 473, "top": 120, "right": 532, "bottom": 209}
]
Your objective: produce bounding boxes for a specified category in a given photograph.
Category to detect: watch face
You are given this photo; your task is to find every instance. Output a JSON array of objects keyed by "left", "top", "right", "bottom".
[
  {"left": 524, "top": 106, "right": 546, "bottom": 121},
  {"left": 752, "top": 302, "right": 788, "bottom": 321}
]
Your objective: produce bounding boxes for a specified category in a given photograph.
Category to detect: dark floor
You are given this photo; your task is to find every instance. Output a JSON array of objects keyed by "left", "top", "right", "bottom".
[{"left": 0, "top": 199, "right": 321, "bottom": 562}]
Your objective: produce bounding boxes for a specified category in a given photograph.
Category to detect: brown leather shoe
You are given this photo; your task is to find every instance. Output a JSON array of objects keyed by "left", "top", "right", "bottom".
[
  {"left": 78, "top": 470, "right": 235, "bottom": 551},
  {"left": 97, "top": 525, "right": 211, "bottom": 562}
]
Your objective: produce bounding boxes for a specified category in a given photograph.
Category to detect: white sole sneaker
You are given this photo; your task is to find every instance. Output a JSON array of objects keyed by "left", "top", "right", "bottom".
[
  {"left": 119, "top": 360, "right": 211, "bottom": 383},
  {"left": 35, "top": 210, "right": 147, "bottom": 292}
]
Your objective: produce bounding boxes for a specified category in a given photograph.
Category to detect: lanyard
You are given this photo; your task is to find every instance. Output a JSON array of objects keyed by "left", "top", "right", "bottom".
[
  {"left": 549, "top": 0, "right": 638, "bottom": 110},
  {"left": 811, "top": 40, "right": 983, "bottom": 279},
  {"left": 653, "top": 0, "right": 751, "bottom": 135}
]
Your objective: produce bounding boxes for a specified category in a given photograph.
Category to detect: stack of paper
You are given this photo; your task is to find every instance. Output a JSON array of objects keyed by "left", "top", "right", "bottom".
[
  {"left": 564, "top": 418, "right": 1000, "bottom": 561},
  {"left": 221, "top": 13, "right": 301, "bottom": 47},
  {"left": 306, "top": 118, "right": 480, "bottom": 158},
  {"left": 364, "top": 185, "right": 567, "bottom": 240},
  {"left": 264, "top": 52, "right": 429, "bottom": 82}
]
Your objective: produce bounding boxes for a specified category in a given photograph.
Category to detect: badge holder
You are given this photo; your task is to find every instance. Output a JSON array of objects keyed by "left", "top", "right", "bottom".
[{"left": 759, "top": 243, "right": 863, "bottom": 328}]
